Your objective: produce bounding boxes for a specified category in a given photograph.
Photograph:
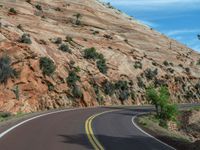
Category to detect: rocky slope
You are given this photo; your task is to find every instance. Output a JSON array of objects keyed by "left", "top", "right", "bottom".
[{"left": 0, "top": 0, "right": 200, "bottom": 113}]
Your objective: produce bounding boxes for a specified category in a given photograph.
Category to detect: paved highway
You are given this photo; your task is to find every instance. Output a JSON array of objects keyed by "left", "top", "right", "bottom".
[{"left": 0, "top": 105, "right": 197, "bottom": 150}]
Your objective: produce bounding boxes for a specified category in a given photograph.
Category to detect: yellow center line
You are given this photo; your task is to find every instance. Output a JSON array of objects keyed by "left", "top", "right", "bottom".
[{"left": 85, "top": 110, "right": 119, "bottom": 150}]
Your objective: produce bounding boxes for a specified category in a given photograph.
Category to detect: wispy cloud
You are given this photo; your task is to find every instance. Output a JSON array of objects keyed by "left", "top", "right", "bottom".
[{"left": 166, "top": 29, "right": 200, "bottom": 36}]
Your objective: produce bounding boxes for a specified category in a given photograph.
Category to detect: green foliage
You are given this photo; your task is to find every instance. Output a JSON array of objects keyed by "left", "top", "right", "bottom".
[
  {"left": 137, "top": 76, "right": 145, "bottom": 88},
  {"left": 9, "top": 8, "right": 17, "bottom": 14},
  {"left": 102, "top": 80, "right": 115, "bottom": 96},
  {"left": 84, "top": 47, "right": 98, "bottom": 60},
  {"left": 134, "top": 61, "right": 142, "bottom": 69},
  {"left": 144, "top": 68, "right": 158, "bottom": 80},
  {"left": 146, "top": 86, "right": 178, "bottom": 127},
  {"left": 74, "top": 13, "right": 82, "bottom": 25},
  {"left": 35, "top": 4, "right": 42, "bottom": 11},
  {"left": 46, "top": 82, "right": 54, "bottom": 91},
  {"left": 160, "top": 104, "right": 178, "bottom": 122},
  {"left": 163, "top": 60, "right": 169, "bottom": 66},
  {"left": 39, "top": 57, "right": 56, "bottom": 76},
  {"left": 185, "top": 67, "right": 190, "bottom": 73},
  {"left": 115, "top": 80, "right": 130, "bottom": 102},
  {"left": 0, "top": 55, "right": 17, "bottom": 84},
  {"left": 96, "top": 58, "right": 107, "bottom": 74},
  {"left": 67, "top": 70, "right": 80, "bottom": 87},
  {"left": 84, "top": 47, "right": 108, "bottom": 74},
  {"left": 0, "top": 112, "right": 11, "bottom": 119},
  {"left": 55, "top": 37, "right": 62, "bottom": 44},
  {"left": 72, "top": 85, "right": 83, "bottom": 98},
  {"left": 20, "top": 34, "right": 32, "bottom": 44},
  {"left": 59, "top": 44, "right": 71, "bottom": 53}
]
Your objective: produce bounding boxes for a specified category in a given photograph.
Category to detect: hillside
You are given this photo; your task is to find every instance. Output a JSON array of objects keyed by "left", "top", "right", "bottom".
[{"left": 0, "top": 0, "right": 200, "bottom": 113}]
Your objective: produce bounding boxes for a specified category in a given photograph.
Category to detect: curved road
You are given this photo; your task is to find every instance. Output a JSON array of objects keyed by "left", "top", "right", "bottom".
[{"left": 0, "top": 105, "right": 193, "bottom": 150}]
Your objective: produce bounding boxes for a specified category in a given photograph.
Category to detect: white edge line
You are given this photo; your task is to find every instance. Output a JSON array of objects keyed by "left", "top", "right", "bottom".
[
  {"left": 0, "top": 107, "right": 97, "bottom": 138},
  {"left": 131, "top": 115, "right": 176, "bottom": 150}
]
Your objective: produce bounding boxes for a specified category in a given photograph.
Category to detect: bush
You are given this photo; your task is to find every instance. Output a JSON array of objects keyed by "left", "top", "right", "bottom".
[
  {"left": 96, "top": 58, "right": 107, "bottom": 74},
  {"left": 59, "top": 44, "right": 71, "bottom": 53},
  {"left": 163, "top": 61, "right": 169, "bottom": 66},
  {"left": 144, "top": 68, "right": 158, "bottom": 80},
  {"left": 39, "top": 57, "right": 56, "bottom": 76},
  {"left": 9, "top": 8, "right": 17, "bottom": 14},
  {"left": 197, "top": 59, "right": 200, "bottom": 65},
  {"left": 35, "top": 4, "right": 42, "bottom": 11},
  {"left": 84, "top": 47, "right": 98, "bottom": 60},
  {"left": 102, "top": 80, "right": 115, "bottom": 96},
  {"left": 72, "top": 85, "right": 83, "bottom": 98},
  {"left": 84, "top": 47, "right": 108, "bottom": 74},
  {"left": 134, "top": 61, "right": 142, "bottom": 69},
  {"left": 185, "top": 67, "right": 190, "bottom": 74},
  {"left": 66, "top": 70, "right": 80, "bottom": 87},
  {"left": 137, "top": 76, "right": 145, "bottom": 88},
  {"left": 0, "top": 55, "right": 17, "bottom": 84},
  {"left": 20, "top": 34, "right": 32, "bottom": 44},
  {"left": 74, "top": 13, "right": 82, "bottom": 25},
  {"left": 55, "top": 37, "right": 62, "bottom": 44},
  {"left": 0, "top": 112, "right": 11, "bottom": 118}
]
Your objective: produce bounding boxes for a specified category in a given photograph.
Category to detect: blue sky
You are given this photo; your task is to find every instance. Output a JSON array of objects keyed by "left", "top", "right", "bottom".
[{"left": 101, "top": 0, "right": 200, "bottom": 52}]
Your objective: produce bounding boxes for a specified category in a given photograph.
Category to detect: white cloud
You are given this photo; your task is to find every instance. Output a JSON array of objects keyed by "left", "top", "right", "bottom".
[{"left": 166, "top": 29, "right": 200, "bottom": 36}]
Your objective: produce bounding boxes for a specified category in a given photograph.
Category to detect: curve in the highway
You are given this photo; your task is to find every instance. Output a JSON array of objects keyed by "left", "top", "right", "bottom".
[{"left": 0, "top": 106, "right": 183, "bottom": 150}]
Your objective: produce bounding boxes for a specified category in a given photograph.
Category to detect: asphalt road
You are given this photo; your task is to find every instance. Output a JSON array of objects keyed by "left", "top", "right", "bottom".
[{"left": 0, "top": 104, "right": 198, "bottom": 150}]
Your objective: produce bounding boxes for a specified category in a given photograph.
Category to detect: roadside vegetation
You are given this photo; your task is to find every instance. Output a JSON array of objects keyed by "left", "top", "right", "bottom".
[{"left": 146, "top": 86, "right": 178, "bottom": 128}]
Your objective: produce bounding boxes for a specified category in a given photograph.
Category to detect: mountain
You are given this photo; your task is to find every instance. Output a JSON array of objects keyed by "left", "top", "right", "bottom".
[{"left": 0, "top": 0, "right": 200, "bottom": 113}]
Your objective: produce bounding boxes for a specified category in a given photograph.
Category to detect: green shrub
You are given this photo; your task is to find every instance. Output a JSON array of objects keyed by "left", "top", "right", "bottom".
[
  {"left": 9, "top": 8, "right": 17, "bottom": 14},
  {"left": 163, "top": 61, "right": 169, "bottom": 66},
  {"left": 20, "top": 34, "right": 32, "bottom": 44},
  {"left": 66, "top": 71, "right": 80, "bottom": 87},
  {"left": 74, "top": 13, "right": 82, "bottom": 25},
  {"left": 84, "top": 47, "right": 108, "bottom": 74},
  {"left": 72, "top": 85, "right": 83, "bottom": 98},
  {"left": 144, "top": 68, "right": 158, "bottom": 80},
  {"left": 59, "top": 44, "right": 71, "bottom": 53},
  {"left": 0, "top": 55, "right": 17, "bottom": 84},
  {"left": 0, "top": 112, "right": 11, "bottom": 118},
  {"left": 55, "top": 37, "right": 62, "bottom": 44},
  {"left": 96, "top": 58, "right": 107, "bottom": 74},
  {"left": 35, "top": 4, "right": 42, "bottom": 10},
  {"left": 39, "top": 57, "right": 56, "bottom": 76},
  {"left": 134, "top": 61, "right": 142, "bottom": 69},
  {"left": 84, "top": 47, "right": 98, "bottom": 60},
  {"left": 137, "top": 76, "right": 145, "bottom": 88},
  {"left": 103, "top": 80, "right": 115, "bottom": 96},
  {"left": 185, "top": 67, "right": 190, "bottom": 73}
]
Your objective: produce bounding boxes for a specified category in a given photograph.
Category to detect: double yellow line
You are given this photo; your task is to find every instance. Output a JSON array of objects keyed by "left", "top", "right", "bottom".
[{"left": 85, "top": 110, "right": 117, "bottom": 150}]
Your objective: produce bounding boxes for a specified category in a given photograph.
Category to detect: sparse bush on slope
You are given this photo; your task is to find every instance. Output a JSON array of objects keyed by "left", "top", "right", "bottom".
[
  {"left": 39, "top": 57, "right": 56, "bottom": 76},
  {"left": 0, "top": 55, "right": 17, "bottom": 84}
]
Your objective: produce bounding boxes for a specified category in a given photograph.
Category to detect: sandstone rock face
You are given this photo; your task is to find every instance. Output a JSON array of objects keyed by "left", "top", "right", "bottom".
[{"left": 0, "top": 0, "right": 200, "bottom": 113}]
